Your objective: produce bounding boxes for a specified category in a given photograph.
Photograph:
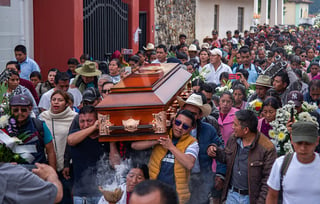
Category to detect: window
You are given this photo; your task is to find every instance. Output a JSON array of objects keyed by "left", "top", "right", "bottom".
[
  {"left": 0, "top": 0, "right": 10, "bottom": 6},
  {"left": 238, "top": 7, "right": 244, "bottom": 32},
  {"left": 214, "top": 5, "right": 219, "bottom": 31}
]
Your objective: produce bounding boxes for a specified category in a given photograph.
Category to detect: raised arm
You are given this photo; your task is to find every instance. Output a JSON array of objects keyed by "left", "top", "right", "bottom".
[
  {"left": 67, "top": 120, "right": 98, "bottom": 146},
  {"left": 131, "top": 140, "right": 159, "bottom": 150}
]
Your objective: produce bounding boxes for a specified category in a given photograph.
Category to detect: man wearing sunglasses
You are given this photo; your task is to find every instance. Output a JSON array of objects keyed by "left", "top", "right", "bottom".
[
  {"left": 7, "top": 94, "right": 56, "bottom": 169},
  {"left": 131, "top": 110, "right": 199, "bottom": 203},
  {"left": 177, "top": 93, "right": 225, "bottom": 204}
]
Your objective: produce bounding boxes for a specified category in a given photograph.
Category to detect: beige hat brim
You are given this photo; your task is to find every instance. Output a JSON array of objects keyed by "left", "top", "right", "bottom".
[
  {"left": 176, "top": 96, "right": 212, "bottom": 117},
  {"left": 143, "top": 46, "right": 155, "bottom": 51},
  {"left": 75, "top": 67, "right": 102, "bottom": 77},
  {"left": 254, "top": 82, "right": 272, "bottom": 88}
]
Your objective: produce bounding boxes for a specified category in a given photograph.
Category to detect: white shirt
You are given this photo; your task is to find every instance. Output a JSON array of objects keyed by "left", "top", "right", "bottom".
[
  {"left": 38, "top": 88, "right": 82, "bottom": 110},
  {"left": 202, "top": 62, "right": 232, "bottom": 85},
  {"left": 267, "top": 152, "right": 320, "bottom": 204}
]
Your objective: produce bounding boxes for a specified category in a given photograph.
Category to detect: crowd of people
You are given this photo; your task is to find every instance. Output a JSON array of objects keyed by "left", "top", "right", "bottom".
[{"left": 2, "top": 24, "right": 320, "bottom": 204}]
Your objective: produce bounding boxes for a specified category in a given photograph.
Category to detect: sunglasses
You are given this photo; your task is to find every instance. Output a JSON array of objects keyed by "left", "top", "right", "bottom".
[
  {"left": 301, "top": 55, "right": 306, "bottom": 57},
  {"left": 12, "top": 107, "right": 28, "bottom": 113},
  {"left": 174, "top": 119, "right": 190, "bottom": 130},
  {"left": 101, "top": 89, "right": 110, "bottom": 94}
]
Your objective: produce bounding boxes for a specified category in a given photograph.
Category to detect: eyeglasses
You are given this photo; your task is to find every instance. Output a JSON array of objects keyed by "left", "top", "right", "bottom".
[
  {"left": 12, "top": 107, "right": 28, "bottom": 113},
  {"left": 101, "top": 89, "right": 110, "bottom": 94},
  {"left": 174, "top": 119, "right": 190, "bottom": 130}
]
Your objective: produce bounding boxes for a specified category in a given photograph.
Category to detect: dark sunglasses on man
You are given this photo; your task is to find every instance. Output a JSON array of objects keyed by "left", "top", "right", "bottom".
[{"left": 174, "top": 119, "right": 190, "bottom": 130}]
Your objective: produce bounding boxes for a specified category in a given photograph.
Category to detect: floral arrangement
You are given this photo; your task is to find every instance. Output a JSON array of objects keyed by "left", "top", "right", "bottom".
[
  {"left": 301, "top": 101, "right": 317, "bottom": 112},
  {"left": 269, "top": 101, "right": 318, "bottom": 155},
  {"left": 284, "top": 44, "right": 293, "bottom": 55},
  {"left": 191, "top": 67, "right": 210, "bottom": 82},
  {"left": 246, "top": 99, "right": 263, "bottom": 116},
  {"left": 215, "top": 80, "right": 233, "bottom": 96},
  {"left": 246, "top": 84, "right": 256, "bottom": 100}
]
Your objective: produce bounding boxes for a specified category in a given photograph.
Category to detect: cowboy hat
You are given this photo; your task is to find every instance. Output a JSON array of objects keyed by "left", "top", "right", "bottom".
[
  {"left": 177, "top": 94, "right": 212, "bottom": 117},
  {"left": 254, "top": 75, "right": 272, "bottom": 88},
  {"left": 75, "top": 60, "right": 101, "bottom": 77},
  {"left": 201, "top": 43, "right": 210, "bottom": 49},
  {"left": 143, "top": 43, "right": 155, "bottom": 51},
  {"left": 188, "top": 44, "right": 198, "bottom": 52}
]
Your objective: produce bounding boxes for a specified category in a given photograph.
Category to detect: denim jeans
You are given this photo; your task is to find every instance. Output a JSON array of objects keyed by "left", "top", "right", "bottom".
[
  {"left": 73, "top": 196, "right": 101, "bottom": 204},
  {"left": 226, "top": 189, "right": 250, "bottom": 204}
]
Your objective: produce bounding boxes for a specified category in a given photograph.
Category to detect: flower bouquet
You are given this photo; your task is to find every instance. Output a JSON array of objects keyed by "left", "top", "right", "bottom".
[
  {"left": 246, "top": 99, "right": 263, "bottom": 117},
  {"left": 269, "top": 101, "right": 319, "bottom": 155},
  {"left": 191, "top": 66, "right": 210, "bottom": 82},
  {"left": 246, "top": 84, "right": 256, "bottom": 100},
  {"left": 215, "top": 80, "right": 233, "bottom": 96},
  {"left": 284, "top": 44, "right": 293, "bottom": 55}
]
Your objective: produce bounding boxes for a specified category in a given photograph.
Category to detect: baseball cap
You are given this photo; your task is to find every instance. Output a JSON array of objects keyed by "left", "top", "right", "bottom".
[
  {"left": 82, "top": 87, "right": 101, "bottom": 103},
  {"left": 210, "top": 48, "right": 222, "bottom": 57},
  {"left": 287, "top": 91, "right": 303, "bottom": 107},
  {"left": 9, "top": 94, "right": 32, "bottom": 106},
  {"left": 292, "top": 121, "right": 318, "bottom": 143}
]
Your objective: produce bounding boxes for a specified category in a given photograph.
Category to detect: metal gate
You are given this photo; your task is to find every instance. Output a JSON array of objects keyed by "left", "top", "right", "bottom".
[
  {"left": 83, "top": 0, "right": 129, "bottom": 61},
  {"left": 139, "top": 12, "right": 147, "bottom": 51}
]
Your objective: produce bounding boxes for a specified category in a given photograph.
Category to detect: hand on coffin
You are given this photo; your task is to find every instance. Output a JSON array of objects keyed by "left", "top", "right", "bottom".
[{"left": 158, "top": 136, "right": 174, "bottom": 150}]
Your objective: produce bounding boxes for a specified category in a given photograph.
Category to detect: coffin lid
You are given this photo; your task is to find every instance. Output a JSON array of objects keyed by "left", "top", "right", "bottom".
[{"left": 96, "top": 63, "right": 191, "bottom": 108}]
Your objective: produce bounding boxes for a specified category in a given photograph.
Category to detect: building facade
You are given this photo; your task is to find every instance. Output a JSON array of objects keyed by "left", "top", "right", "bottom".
[{"left": 284, "top": 0, "right": 313, "bottom": 26}]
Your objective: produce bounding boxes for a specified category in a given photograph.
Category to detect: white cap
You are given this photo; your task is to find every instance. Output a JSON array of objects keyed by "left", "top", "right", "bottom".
[{"left": 210, "top": 48, "right": 222, "bottom": 57}]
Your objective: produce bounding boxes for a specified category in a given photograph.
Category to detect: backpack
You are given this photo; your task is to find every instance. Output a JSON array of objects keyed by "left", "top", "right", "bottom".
[{"left": 278, "top": 153, "right": 294, "bottom": 204}]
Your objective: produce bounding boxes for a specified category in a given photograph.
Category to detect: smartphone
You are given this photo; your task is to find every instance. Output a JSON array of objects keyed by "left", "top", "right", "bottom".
[
  {"left": 121, "top": 49, "right": 133, "bottom": 55},
  {"left": 229, "top": 74, "right": 240, "bottom": 80},
  {"left": 290, "top": 107, "right": 294, "bottom": 122}
]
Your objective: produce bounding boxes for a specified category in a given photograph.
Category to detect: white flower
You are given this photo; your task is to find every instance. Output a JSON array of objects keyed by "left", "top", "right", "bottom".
[
  {"left": 283, "top": 140, "right": 294, "bottom": 154},
  {"left": 249, "top": 89, "right": 255, "bottom": 95},
  {"left": 229, "top": 89, "right": 233, "bottom": 93},
  {"left": 0, "top": 114, "right": 9, "bottom": 128},
  {"left": 298, "top": 112, "right": 312, "bottom": 122},
  {"left": 269, "top": 130, "right": 276, "bottom": 139}
]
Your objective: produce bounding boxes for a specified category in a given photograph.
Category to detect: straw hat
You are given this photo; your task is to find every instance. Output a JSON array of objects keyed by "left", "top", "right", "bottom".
[
  {"left": 254, "top": 75, "right": 272, "bottom": 88},
  {"left": 201, "top": 43, "right": 210, "bottom": 49},
  {"left": 203, "top": 36, "right": 213, "bottom": 43},
  {"left": 75, "top": 60, "right": 101, "bottom": 77},
  {"left": 177, "top": 94, "right": 212, "bottom": 117},
  {"left": 143, "top": 43, "right": 155, "bottom": 51}
]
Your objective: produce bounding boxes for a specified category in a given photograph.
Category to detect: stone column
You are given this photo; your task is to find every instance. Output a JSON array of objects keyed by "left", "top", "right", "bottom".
[
  {"left": 260, "top": 0, "right": 269, "bottom": 25},
  {"left": 270, "top": 0, "right": 277, "bottom": 26},
  {"left": 277, "top": 0, "right": 284, "bottom": 24}
]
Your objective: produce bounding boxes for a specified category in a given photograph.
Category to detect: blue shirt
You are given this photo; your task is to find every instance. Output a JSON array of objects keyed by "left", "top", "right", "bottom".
[
  {"left": 233, "top": 64, "right": 261, "bottom": 84},
  {"left": 19, "top": 57, "right": 40, "bottom": 80}
]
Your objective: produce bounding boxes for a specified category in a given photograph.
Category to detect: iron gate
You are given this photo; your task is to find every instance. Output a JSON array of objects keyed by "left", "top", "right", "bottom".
[
  {"left": 83, "top": 0, "right": 129, "bottom": 61},
  {"left": 139, "top": 12, "right": 147, "bottom": 51}
]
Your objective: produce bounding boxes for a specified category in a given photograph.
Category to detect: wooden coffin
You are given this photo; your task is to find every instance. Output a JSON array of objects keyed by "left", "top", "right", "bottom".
[{"left": 96, "top": 63, "right": 191, "bottom": 142}]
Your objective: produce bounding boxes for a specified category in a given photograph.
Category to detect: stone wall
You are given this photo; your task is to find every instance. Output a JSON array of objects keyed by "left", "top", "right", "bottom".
[{"left": 154, "top": 0, "right": 196, "bottom": 47}]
